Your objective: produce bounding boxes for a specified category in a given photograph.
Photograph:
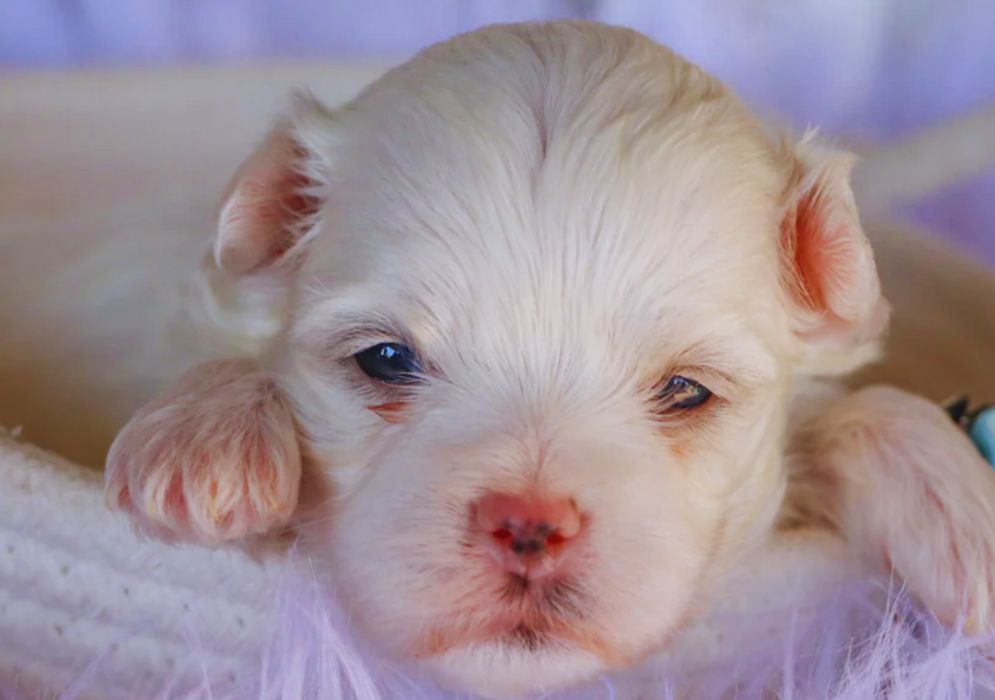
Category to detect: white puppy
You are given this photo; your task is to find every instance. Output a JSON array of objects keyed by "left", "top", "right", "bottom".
[{"left": 104, "top": 22, "right": 995, "bottom": 698}]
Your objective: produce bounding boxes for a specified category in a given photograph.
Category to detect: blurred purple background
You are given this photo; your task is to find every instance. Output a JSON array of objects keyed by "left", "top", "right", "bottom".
[{"left": 1, "top": 0, "right": 993, "bottom": 262}]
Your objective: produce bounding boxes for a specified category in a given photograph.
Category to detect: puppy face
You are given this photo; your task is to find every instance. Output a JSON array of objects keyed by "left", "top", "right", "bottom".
[
  {"left": 284, "top": 91, "right": 790, "bottom": 693},
  {"left": 138, "top": 22, "right": 886, "bottom": 698}
]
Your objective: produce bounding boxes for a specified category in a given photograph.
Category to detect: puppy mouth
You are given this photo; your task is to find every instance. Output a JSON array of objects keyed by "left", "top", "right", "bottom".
[
  {"left": 502, "top": 623, "right": 551, "bottom": 651},
  {"left": 497, "top": 576, "right": 588, "bottom": 650},
  {"left": 413, "top": 575, "right": 612, "bottom": 658},
  {"left": 500, "top": 574, "right": 586, "bottom": 617}
]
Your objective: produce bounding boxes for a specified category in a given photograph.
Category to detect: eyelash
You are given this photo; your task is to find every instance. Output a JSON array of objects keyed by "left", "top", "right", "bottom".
[{"left": 653, "top": 375, "right": 715, "bottom": 415}]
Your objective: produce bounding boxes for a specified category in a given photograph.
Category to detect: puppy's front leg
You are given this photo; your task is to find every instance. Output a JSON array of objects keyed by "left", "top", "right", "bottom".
[
  {"left": 797, "top": 385, "right": 995, "bottom": 632},
  {"left": 105, "top": 359, "right": 301, "bottom": 546}
]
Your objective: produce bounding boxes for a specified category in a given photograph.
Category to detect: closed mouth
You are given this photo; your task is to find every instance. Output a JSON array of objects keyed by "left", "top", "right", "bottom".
[
  {"left": 505, "top": 623, "right": 548, "bottom": 650},
  {"left": 413, "top": 574, "right": 602, "bottom": 657},
  {"left": 500, "top": 574, "right": 587, "bottom": 619}
]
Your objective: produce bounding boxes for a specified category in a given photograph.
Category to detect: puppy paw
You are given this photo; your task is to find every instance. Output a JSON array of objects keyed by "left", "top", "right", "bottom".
[
  {"left": 105, "top": 359, "right": 301, "bottom": 545},
  {"left": 812, "top": 385, "right": 995, "bottom": 633}
]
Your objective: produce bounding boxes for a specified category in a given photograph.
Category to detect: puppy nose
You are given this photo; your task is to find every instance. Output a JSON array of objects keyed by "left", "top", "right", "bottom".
[{"left": 472, "top": 491, "right": 583, "bottom": 576}]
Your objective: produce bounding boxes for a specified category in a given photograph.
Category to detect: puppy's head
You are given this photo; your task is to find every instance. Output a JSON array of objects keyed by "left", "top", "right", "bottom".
[{"left": 197, "top": 22, "right": 887, "bottom": 698}]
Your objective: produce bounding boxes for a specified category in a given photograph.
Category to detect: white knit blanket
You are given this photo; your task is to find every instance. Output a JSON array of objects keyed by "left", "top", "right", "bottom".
[{"left": 0, "top": 430, "right": 280, "bottom": 699}]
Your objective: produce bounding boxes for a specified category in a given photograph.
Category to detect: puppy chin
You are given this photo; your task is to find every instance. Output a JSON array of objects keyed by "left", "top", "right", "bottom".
[{"left": 424, "top": 642, "right": 604, "bottom": 699}]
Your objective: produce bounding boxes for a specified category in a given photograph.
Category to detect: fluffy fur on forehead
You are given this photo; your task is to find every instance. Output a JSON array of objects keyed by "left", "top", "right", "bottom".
[{"left": 293, "top": 22, "right": 793, "bottom": 371}]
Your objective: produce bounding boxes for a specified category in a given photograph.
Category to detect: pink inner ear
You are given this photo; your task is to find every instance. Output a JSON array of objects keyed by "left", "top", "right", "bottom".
[
  {"left": 792, "top": 187, "right": 846, "bottom": 317},
  {"left": 783, "top": 179, "right": 881, "bottom": 335},
  {"left": 216, "top": 135, "right": 320, "bottom": 275}
]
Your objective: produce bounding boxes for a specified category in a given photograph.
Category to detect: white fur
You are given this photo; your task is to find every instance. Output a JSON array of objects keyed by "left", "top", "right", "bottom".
[
  {"left": 106, "top": 359, "right": 301, "bottom": 545},
  {"left": 104, "top": 21, "right": 995, "bottom": 699},
  {"left": 796, "top": 385, "right": 995, "bottom": 633}
]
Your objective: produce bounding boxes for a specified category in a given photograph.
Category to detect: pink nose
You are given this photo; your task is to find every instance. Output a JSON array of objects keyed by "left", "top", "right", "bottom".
[{"left": 472, "top": 491, "right": 583, "bottom": 578}]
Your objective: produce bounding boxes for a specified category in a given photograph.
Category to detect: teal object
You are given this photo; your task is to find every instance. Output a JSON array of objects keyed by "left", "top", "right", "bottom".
[{"left": 970, "top": 407, "right": 995, "bottom": 466}]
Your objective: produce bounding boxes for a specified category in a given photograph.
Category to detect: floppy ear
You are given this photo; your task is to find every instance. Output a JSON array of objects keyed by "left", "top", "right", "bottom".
[
  {"left": 805, "top": 386, "right": 995, "bottom": 633},
  {"left": 214, "top": 102, "right": 327, "bottom": 275},
  {"left": 193, "top": 93, "right": 335, "bottom": 353},
  {"left": 779, "top": 137, "right": 890, "bottom": 372},
  {"left": 105, "top": 359, "right": 301, "bottom": 545}
]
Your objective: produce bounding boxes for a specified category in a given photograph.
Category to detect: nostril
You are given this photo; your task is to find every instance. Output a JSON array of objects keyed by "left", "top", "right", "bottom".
[
  {"left": 510, "top": 537, "right": 544, "bottom": 555},
  {"left": 491, "top": 528, "right": 513, "bottom": 542},
  {"left": 493, "top": 527, "right": 566, "bottom": 556},
  {"left": 546, "top": 530, "right": 566, "bottom": 547}
]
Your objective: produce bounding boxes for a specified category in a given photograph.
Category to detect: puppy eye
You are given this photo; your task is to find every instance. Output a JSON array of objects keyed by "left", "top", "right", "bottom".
[
  {"left": 657, "top": 375, "right": 712, "bottom": 412},
  {"left": 354, "top": 343, "right": 422, "bottom": 384}
]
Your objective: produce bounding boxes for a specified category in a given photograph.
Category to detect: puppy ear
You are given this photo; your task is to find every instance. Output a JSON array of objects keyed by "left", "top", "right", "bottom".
[
  {"left": 192, "top": 92, "right": 335, "bottom": 353},
  {"left": 105, "top": 359, "right": 302, "bottom": 546},
  {"left": 215, "top": 92, "right": 333, "bottom": 275},
  {"left": 806, "top": 386, "right": 995, "bottom": 632},
  {"left": 779, "top": 137, "right": 890, "bottom": 368}
]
